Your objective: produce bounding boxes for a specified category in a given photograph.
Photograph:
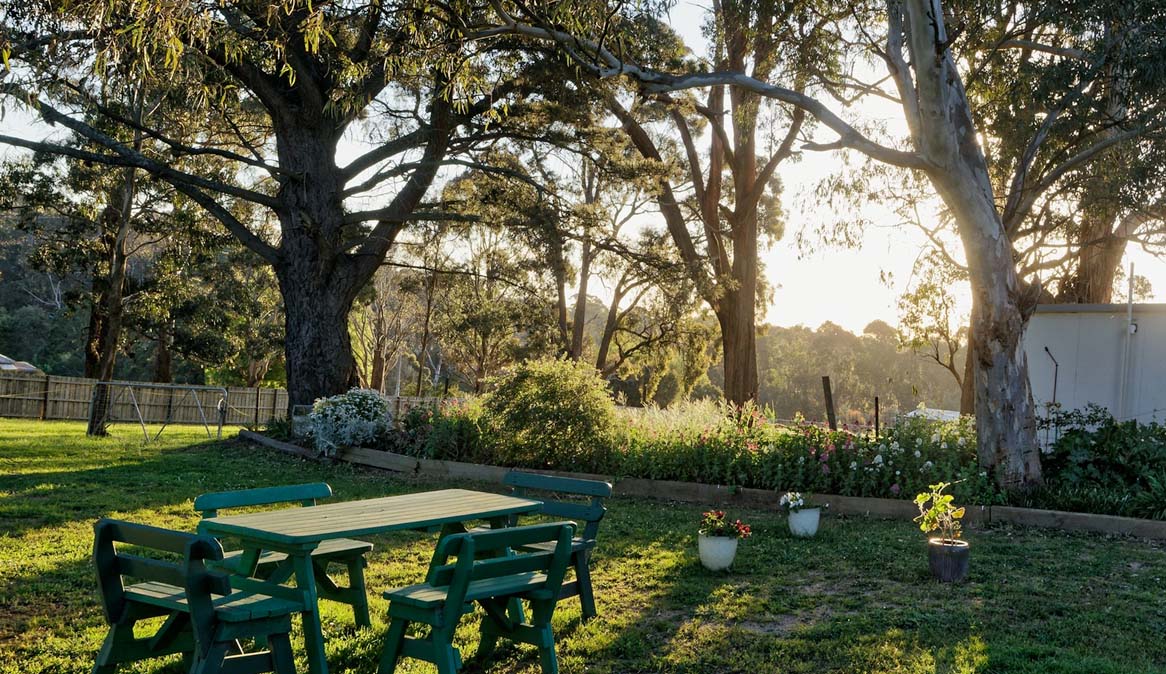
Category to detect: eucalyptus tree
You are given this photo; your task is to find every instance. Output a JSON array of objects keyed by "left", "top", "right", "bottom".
[
  {"left": 0, "top": 0, "right": 562, "bottom": 409},
  {"left": 595, "top": 1, "right": 839, "bottom": 406},
  {"left": 483, "top": 0, "right": 1114, "bottom": 488}
]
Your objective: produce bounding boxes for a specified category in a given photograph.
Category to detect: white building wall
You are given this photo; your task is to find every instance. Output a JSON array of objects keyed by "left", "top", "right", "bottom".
[{"left": 1023, "top": 304, "right": 1166, "bottom": 423}]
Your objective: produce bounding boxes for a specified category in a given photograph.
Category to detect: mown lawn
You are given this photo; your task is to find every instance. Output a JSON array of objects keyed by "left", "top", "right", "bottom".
[{"left": 2, "top": 418, "right": 1165, "bottom": 674}]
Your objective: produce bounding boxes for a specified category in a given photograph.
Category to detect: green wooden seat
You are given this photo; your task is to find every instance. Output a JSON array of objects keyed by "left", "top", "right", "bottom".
[
  {"left": 500, "top": 471, "right": 612, "bottom": 621},
  {"left": 91, "top": 518, "right": 303, "bottom": 674},
  {"left": 194, "top": 482, "right": 373, "bottom": 627},
  {"left": 377, "top": 522, "right": 576, "bottom": 674}
]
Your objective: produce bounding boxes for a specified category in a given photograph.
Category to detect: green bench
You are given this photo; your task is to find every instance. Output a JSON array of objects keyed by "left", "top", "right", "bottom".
[
  {"left": 91, "top": 518, "right": 302, "bottom": 674},
  {"left": 377, "top": 522, "right": 576, "bottom": 674},
  {"left": 500, "top": 471, "right": 612, "bottom": 621},
  {"left": 194, "top": 482, "right": 374, "bottom": 627}
]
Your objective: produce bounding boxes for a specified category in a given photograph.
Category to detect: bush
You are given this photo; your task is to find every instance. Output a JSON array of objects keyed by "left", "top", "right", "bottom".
[
  {"left": 309, "top": 388, "right": 390, "bottom": 457},
  {"left": 1016, "top": 405, "right": 1166, "bottom": 518},
  {"left": 479, "top": 357, "right": 618, "bottom": 472}
]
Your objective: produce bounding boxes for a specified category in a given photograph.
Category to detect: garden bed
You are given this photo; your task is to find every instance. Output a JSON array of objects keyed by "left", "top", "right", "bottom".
[{"left": 241, "top": 430, "right": 1166, "bottom": 540}]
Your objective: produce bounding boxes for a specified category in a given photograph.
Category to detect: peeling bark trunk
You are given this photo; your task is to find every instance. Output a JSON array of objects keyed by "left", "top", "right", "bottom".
[
  {"left": 960, "top": 324, "right": 975, "bottom": 415},
  {"left": 900, "top": 0, "right": 1040, "bottom": 488}
]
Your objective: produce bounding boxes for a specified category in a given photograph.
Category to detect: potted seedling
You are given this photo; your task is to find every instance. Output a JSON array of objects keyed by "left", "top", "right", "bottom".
[
  {"left": 698, "top": 510, "right": 752, "bottom": 571},
  {"left": 914, "top": 481, "right": 969, "bottom": 582},
  {"left": 778, "top": 491, "right": 824, "bottom": 538}
]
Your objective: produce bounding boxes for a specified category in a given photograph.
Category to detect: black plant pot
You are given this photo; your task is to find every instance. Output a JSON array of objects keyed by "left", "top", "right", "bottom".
[{"left": 928, "top": 538, "right": 970, "bottom": 582}]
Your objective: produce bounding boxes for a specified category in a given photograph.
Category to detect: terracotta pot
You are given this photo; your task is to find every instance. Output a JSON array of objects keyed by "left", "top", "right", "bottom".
[
  {"left": 928, "top": 538, "right": 970, "bottom": 582},
  {"left": 698, "top": 534, "right": 739, "bottom": 571},
  {"left": 788, "top": 507, "right": 821, "bottom": 537}
]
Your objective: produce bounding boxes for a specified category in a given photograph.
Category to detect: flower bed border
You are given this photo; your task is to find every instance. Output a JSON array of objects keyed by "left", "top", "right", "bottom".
[{"left": 238, "top": 430, "right": 1166, "bottom": 540}]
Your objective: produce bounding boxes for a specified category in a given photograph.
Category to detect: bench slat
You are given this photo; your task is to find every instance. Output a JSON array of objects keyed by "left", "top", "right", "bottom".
[
  {"left": 504, "top": 472, "right": 613, "bottom": 498},
  {"left": 194, "top": 482, "right": 333, "bottom": 515}
]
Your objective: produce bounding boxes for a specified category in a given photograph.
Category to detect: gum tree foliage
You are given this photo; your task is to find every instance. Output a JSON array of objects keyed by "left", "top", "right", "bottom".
[
  {"left": 826, "top": 0, "right": 1166, "bottom": 414},
  {"left": 0, "top": 0, "right": 569, "bottom": 410},
  {"left": 480, "top": 0, "right": 1130, "bottom": 488},
  {"left": 597, "top": 2, "right": 839, "bottom": 407},
  {"left": 897, "top": 250, "right": 969, "bottom": 396}
]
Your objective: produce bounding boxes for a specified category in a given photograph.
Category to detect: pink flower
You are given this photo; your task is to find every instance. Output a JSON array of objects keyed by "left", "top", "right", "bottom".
[{"left": 890, "top": 483, "right": 901, "bottom": 495}]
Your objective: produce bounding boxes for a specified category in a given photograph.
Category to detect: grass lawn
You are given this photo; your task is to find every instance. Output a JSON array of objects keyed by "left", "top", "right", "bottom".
[{"left": 2, "top": 418, "right": 1165, "bottom": 674}]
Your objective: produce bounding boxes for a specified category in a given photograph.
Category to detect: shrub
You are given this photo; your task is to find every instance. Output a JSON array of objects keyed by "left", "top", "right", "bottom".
[
  {"left": 309, "top": 388, "right": 390, "bottom": 457},
  {"left": 479, "top": 357, "right": 618, "bottom": 472}
]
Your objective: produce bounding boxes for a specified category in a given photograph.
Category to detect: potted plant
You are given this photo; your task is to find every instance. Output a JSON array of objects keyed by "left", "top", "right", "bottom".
[
  {"left": 914, "top": 481, "right": 969, "bottom": 582},
  {"left": 779, "top": 491, "right": 824, "bottom": 537},
  {"left": 697, "top": 510, "right": 751, "bottom": 571}
]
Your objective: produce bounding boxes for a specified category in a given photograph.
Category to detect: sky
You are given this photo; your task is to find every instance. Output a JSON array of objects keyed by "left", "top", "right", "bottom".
[
  {"left": 3, "top": 6, "right": 1164, "bottom": 335},
  {"left": 658, "top": 1, "right": 1166, "bottom": 333}
]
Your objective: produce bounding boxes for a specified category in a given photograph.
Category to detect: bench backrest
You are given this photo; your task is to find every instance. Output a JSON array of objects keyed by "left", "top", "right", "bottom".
[
  {"left": 503, "top": 471, "right": 612, "bottom": 541},
  {"left": 92, "top": 518, "right": 229, "bottom": 626},
  {"left": 193, "top": 482, "right": 334, "bottom": 518},
  {"left": 426, "top": 522, "right": 575, "bottom": 626}
]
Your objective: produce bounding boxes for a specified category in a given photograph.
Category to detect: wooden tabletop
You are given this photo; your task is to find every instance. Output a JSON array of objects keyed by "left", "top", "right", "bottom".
[{"left": 196, "top": 488, "right": 542, "bottom": 545}]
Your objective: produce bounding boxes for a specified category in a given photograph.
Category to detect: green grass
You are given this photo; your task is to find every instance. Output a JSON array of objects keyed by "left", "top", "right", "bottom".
[{"left": 2, "top": 419, "right": 1165, "bottom": 674}]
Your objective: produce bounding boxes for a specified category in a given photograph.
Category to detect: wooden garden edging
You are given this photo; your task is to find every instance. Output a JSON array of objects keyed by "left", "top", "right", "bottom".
[{"left": 237, "top": 430, "right": 1166, "bottom": 540}]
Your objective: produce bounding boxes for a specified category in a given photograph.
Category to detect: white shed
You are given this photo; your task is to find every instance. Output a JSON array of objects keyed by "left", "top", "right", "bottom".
[{"left": 1022, "top": 303, "right": 1166, "bottom": 423}]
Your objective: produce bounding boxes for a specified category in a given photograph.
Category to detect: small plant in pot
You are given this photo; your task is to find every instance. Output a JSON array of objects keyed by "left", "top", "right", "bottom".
[
  {"left": 779, "top": 491, "right": 824, "bottom": 537},
  {"left": 914, "top": 481, "right": 969, "bottom": 582},
  {"left": 697, "top": 510, "right": 751, "bottom": 571}
]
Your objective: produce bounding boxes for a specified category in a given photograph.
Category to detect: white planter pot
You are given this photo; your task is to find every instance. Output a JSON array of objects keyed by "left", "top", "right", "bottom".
[
  {"left": 698, "top": 534, "right": 739, "bottom": 571},
  {"left": 788, "top": 507, "right": 821, "bottom": 538}
]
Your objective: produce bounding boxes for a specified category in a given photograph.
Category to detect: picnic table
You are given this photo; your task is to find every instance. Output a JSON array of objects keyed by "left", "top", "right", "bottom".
[{"left": 197, "top": 488, "right": 542, "bottom": 674}]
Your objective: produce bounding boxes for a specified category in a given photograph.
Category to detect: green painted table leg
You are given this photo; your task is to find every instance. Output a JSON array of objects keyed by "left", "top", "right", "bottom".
[{"left": 291, "top": 550, "right": 329, "bottom": 674}]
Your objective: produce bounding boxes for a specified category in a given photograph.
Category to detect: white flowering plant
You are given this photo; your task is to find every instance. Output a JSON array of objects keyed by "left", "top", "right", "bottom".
[
  {"left": 309, "top": 388, "right": 392, "bottom": 457},
  {"left": 778, "top": 491, "right": 823, "bottom": 513}
]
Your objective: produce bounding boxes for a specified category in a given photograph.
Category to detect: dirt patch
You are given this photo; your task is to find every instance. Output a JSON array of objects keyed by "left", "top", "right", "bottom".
[{"left": 736, "top": 604, "right": 833, "bottom": 637}]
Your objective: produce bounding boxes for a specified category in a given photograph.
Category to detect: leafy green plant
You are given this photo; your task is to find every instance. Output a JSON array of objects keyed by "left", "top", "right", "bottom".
[
  {"left": 479, "top": 357, "right": 618, "bottom": 471},
  {"left": 914, "top": 481, "right": 965, "bottom": 543},
  {"left": 263, "top": 416, "right": 295, "bottom": 441}
]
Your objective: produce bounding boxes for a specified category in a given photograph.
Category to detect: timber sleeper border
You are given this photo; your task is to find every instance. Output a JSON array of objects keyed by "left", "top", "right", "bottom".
[{"left": 238, "top": 430, "right": 1166, "bottom": 540}]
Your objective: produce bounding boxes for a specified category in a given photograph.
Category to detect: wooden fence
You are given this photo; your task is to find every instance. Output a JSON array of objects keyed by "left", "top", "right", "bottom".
[
  {"left": 0, "top": 373, "right": 443, "bottom": 428},
  {"left": 0, "top": 373, "right": 289, "bottom": 426}
]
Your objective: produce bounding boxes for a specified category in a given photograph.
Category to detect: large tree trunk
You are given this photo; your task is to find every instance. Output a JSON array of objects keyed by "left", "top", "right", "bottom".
[
  {"left": 716, "top": 290, "right": 759, "bottom": 405},
  {"left": 1058, "top": 205, "right": 1126, "bottom": 303},
  {"left": 901, "top": 0, "right": 1041, "bottom": 488},
  {"left": 86, "top": 170, "right": 135, "bottom": 436},
  {"left": 271, "top": 121, "right": 366, "bottom": 411},
  {"left": 278, "top": 267, "right": 359, "bottom": 409}
]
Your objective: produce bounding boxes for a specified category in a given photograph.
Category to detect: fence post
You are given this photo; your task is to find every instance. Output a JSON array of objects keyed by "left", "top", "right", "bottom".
[
  {"left": 253, "top": 388, "right": 261, "bottom": 427},
  {"left": 40, "top": 374, "right": 51, "bottom": 420},
  {"left": 822, "top": 376, "right": 837, "bottom": 431}
]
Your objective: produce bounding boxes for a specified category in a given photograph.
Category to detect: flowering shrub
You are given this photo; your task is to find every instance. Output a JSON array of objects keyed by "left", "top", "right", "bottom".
[
  {"left": 309, "top": 388, "right": 390, "bottom": 457},
  {"left": 699, "top": 510, "right": 751, "bottom": 539}
]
